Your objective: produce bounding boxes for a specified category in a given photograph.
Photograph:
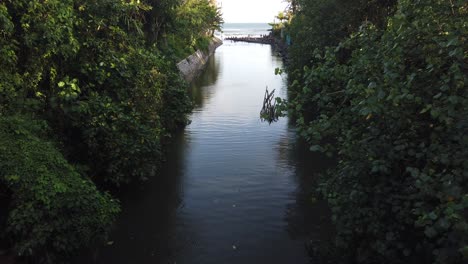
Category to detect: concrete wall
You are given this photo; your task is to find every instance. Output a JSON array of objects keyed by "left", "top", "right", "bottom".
[{"left": 177, "top": 37, "right": 222, "bottom": 83}]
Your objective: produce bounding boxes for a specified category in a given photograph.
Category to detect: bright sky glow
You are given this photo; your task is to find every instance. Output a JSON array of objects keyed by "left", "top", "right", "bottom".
[{"left": 218, "top": 0, "right": 288, "bottom": 23}]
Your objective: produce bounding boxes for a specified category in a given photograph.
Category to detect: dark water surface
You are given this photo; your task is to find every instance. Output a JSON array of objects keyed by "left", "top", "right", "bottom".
[{"left": 78, "top": 41, "right": 331, "bottom": 264}]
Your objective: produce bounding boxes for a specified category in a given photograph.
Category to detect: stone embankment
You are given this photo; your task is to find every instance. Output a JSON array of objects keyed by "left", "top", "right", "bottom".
[{"left": 177, "top": 37, "right": 223, "bottom": 83}]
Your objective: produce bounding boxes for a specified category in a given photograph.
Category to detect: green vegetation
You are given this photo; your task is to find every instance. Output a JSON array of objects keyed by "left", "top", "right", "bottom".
[
  {"left": 284, "top": 0, "right": 467, "bottom": 263},
  {"left": 0, "top": 0, "right": 221, "bottom": 262},
  {"left": 0, "top": 116, "right": 119, "bottom": 263},
  {"left": 269, "top": 11, "right": 290, "bottom": 38},
  {"left": 166, "top": 0, "right": 223, "bottom": 59}
]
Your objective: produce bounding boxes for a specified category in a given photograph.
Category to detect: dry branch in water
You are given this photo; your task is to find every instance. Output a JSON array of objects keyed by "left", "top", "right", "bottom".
[{"left": 260, "top": 87, "right": 278, "bottom": 124}]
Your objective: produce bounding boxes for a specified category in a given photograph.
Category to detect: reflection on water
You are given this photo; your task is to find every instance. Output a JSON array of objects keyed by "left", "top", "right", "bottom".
[
  {"left": 76, "top": 41, "right": 332, "bottom": 264},
  {"left": 278, "top": 130, "right": 335, "bottom": 243},
  {"left": 189, "top": 53, "right": 221, "bottom": 109}
]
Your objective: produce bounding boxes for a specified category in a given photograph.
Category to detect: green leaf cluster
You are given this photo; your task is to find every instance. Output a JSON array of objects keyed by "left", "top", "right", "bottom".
[
  {"left": 0, "top": 0, "right": 221, "bottom": 185},
  {"left": 0, "top": 0, "right": 219, "bottom": 261},
  {"left": 164, "top": 0, "right": 223, "bottom": 59},
  {"left": 287, "top": 0, "right": 396, "bottom": 83},
  {"left": 0, "top": 116, "right": 119, "bottom": 263},
  {"left": 288, "top": 0, "right": 468, "bottom": 263}
]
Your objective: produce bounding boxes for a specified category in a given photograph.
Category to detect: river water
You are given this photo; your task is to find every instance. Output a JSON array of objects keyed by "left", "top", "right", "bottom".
[{"left": 78, "top": 41, "right": 332, "bottom": 264}]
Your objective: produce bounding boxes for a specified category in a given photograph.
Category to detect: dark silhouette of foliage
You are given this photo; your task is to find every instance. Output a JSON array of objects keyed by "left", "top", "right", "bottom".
[
  {"left": 0, "top": 116, "right": 119, "bottom": 263},
  {"left": 287, "top": 0, "right": 468, "bottom": 263}
]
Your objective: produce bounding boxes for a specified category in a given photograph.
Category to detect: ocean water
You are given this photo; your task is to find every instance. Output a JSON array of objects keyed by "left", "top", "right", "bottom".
[{"left": 220, "top": 23, "right": 271, "bottom": 38}]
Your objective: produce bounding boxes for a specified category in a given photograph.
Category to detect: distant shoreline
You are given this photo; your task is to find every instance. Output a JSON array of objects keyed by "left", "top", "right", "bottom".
[{"left": 221, "top": 22, "right": 272, "bottom": 38}]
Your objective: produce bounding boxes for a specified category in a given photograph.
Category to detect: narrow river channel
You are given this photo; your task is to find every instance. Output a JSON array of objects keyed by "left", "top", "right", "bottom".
[{"left": 78, "top": 41, "right": 332, "bottom": 264}]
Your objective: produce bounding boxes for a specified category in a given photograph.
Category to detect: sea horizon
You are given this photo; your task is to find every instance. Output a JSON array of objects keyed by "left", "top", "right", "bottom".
[{"left": 220, "top": 22, "right": 272, "bottom": 38}]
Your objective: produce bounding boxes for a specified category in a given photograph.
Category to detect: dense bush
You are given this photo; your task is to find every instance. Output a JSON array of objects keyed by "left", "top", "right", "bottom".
[
  {"left": 0, "top": 0, "right": 221, "bottom": 261},
  {"left": 0, "top": 0, "right": 220, "bottom": 186},
  {"left": 287, "top": 0, "right": 467, "bottom": 263},
  {"left": 165, "top": 0, "right": 223, "bottom": 59},
  {"left": 287, "top": 0, "right": 396, "bottom": 83},
  {"left": 0, "top": 116, "right": 120, "bottom": 262}
]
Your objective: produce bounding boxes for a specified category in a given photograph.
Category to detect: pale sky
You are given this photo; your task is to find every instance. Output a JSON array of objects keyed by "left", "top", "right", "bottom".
[{"left": 218, "top": 0, "right": 288, "bottom": 23}]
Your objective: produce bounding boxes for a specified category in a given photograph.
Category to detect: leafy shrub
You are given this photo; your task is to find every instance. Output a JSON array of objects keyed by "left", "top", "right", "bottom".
[
  {"left": 290, "top": 0, "right": 468, "bottom": 263},
  {"left": 1, "top": 0, "right": 193, "bottom": 186},
  {"left": 67, "top": 43, "right": 191, "bottom": 185},
  {"left": 74, "top": 93, "right": 163, "bottom": 185},
  {"left": 0, "top": 0, "right": 217, "bottom": 260},
  {"left": 164, "top": 0, "right": 223, "bottom": 59},
  {"left": 287, "top": 0, "right": 396, "bottom": 84},
  {"left": 0, "top": 116, "right": 120, "bottom": 263},
  {"left": 0, "top": 4, "right": 18, "bottom": 114}
]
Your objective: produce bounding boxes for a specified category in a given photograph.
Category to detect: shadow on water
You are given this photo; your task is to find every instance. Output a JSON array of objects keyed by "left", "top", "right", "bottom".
[
  {"left": 74, "top": 131, "right": 190, "bottom": 264},
  {"left": 274, "top": 109, "right": 337, "bottom": 263}
]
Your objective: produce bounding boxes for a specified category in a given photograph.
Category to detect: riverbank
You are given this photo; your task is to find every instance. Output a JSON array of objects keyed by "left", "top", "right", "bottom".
[{"left": 177, "top": 37, "right": 223, "bottom": 83}]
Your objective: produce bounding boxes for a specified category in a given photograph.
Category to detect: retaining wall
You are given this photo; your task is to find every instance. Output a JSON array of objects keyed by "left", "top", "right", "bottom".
[{"left": 177, "top": 37, "right": 222, "bottom": 83}]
